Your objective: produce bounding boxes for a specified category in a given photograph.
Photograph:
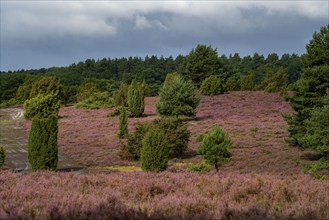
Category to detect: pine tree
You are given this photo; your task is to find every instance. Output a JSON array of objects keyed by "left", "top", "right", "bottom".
[
  {"left": 197, "top": 125, "right": 232, "bottom": 172},
  {"left": 180, "top": 44, "right": 220, "bottom": 87},
  {"left": 140, "top": 128, "right": 169, "bottom": 172},
  {"left": 156, "top": 73, "right": 200, "bottom": 117},
  {"left": 127, "top": 80, "right": 145, "bottom": 117},
  {"left": 286, "top": 25, "right": 329, "bottom": 147},
  {"left": 28, "top": 115, "right": 58, "bottom": 170}
]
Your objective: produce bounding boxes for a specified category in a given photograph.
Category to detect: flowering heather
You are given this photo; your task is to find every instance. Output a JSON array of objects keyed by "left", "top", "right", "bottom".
[
  {"left": 0, "top": 171, "right": 329, "bottom": 219},
  {"left": 23, "top": 92, "right": 310, "bottom": 174}
]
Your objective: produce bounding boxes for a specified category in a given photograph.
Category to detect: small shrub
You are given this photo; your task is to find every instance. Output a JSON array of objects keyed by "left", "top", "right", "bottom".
[
  {"left": 28, "top": 115, "right": 58, "bottom": 170},
  {"left": 197, "top": 125, "right": 232, "bottom": 172},
  {"left": 24, "top": 92, "right": 60, "bottom": 120},
  {"left": 121, "top": 118, "right": 190, "bottom": 160},
  {"left": 189, "top": 160, "right": 211, "bottom": 172},
  {"left": 127, "top": 80, "right": 145, "bottom": 118},
  {"left": 112, "top": 83, "right": 129, "bottom": 107},
  {"left": 75, "top": 92, "right": 113, "bottom": 109},
  {"left": 250, "top": 127, "right": 258, "bottom": 138},
  {"left": 141, "top": 128, "right": 170, "bottom": 172},
  {"left": 156, "top": 73, "right": 200, "bottom": 117},
  {"left": 118, "top": 107, "right": 128, "bottom": 139},
  {"left": 0, "top": 145, "right": 5, "bottom": 168},
  {"left": 200, "top": 75, "right": 225, "bottom": 96}
]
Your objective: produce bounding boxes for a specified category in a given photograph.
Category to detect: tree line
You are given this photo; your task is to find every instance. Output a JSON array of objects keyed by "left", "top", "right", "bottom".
[{"left": 1, "top": 48, "right": 302, "bottom": 106}]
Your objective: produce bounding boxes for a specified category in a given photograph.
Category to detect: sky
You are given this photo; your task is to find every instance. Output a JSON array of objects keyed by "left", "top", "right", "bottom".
[{"left": 1, "top": 1, "right": 328, "bottom": 71}]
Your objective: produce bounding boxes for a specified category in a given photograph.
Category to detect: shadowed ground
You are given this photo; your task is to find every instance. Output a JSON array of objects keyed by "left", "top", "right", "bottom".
[{"left": 0, "top": 108, "right": 83, "bottom": 172}]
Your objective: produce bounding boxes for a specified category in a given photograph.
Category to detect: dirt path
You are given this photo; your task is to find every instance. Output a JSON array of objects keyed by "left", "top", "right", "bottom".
[{"left": 0, "top": 108, "right": 83, "bottom": 171}]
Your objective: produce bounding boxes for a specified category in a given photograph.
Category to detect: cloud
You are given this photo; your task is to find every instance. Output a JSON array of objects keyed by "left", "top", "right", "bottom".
[{"left": 1, "top": 1, "right": 328, "bottom": 70}]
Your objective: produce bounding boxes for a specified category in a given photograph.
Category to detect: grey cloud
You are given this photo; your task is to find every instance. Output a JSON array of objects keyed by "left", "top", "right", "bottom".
[{"left": 1, "top": 1, "right": 328, "bottom": 71}]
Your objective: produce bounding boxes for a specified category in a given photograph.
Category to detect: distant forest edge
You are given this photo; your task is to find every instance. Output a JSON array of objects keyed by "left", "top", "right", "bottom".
[{"left": 0, "top": 45, "right": 302, "bottom": 106}]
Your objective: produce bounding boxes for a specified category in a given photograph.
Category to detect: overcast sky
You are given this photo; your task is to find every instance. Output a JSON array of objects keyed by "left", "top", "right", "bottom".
[{"left": 1, "top": 1, "right": 328, "bottom": 71}]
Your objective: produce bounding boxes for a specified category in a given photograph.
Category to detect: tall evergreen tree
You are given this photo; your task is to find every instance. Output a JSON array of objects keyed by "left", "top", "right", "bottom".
[
  {"left": 127, "top": 80, "right": 145, "bottom": 117},
  {"left": 28, "top": 115, "right": 58, "bottom": 170},
  {"left": 180, "top": 44, "right": 220, "bottom": 86},
  {"left": 286, "top": 25, "right": 329, "bottom": 147}
]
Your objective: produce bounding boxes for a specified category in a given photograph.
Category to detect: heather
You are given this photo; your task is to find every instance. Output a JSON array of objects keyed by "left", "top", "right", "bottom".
[{"left": 1, "top": 171, "right": 329, "bottom": 219}]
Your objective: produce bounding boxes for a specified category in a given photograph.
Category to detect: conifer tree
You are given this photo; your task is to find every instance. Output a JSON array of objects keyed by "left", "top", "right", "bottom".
[
  {"left": 127, "top": 80, "right": 145, "bottom": 117},
  {"left": 141, "top": 128, "right": 169, "bottom": 172},
  {"left": 28, "top": 115, "right": 58, "bottom": 170},
  {"left": 285, "top": 25, "right": 329, "bottom": 147},
  {"left": 156, "top": 73, "right": 200, "bottom": 117},
  {"left": 180, "top": 44, "right": 220, "bottom": 86},
  {"left": 197, "top": 125, "right": 232, "bottom": 172}
]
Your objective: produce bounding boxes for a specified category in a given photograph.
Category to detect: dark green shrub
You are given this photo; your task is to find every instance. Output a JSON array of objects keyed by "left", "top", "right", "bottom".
[
  {"left": 121, "top": 118, "right": 190, "bottom": 160},
  {"left": 0, "top": 145, "right": 5, "bottom": 168},
  {"left": 60, "top": 85, "right": 78, "bottom": 104},
  {"left": 28, "top": 115, "right": 58, "bottom": 170},
  {"left": 112, "top": 83, "right": 129, "bottom": 107},
  {"left": 141, "top": 128, "right": 170, "bottom": 172},
  {"left": 156, "top": 73, "right": 200, "bottom": 117},
  {"left": 127, "top": 80, "right": 145, "bottom": 117},
  {"left": 153, "top": 118, "right": 190, "bottom": 158},
  {"left": 75, "top": 92, "right": 113, "bottom": 109},
  {"left": 197, "top": 125, "right": 232, "bottom": 172},
  {"left": 24, "top": 92, "right": 61, "bottom": 120},
  {"left": 200, "top": 75, "right": 225, "bottom": 96},
  {"left": 29, "top": 76, "right": 60, "bottom": 99},
  {"left": 118, "top": 107, "right": 128, "bottom": 139},
  {"left": 123, "top": 121, "right": 153, "bottom": 160}
]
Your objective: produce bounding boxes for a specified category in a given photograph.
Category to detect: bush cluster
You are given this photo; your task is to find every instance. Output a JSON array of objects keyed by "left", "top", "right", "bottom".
[
  {"left": 24, "top": 92, "right": 60, "bottom": 120},
  {"left": 121, "top": 118, "right": 190, "bottom": 160},
  {"left": 75, "top": 92, "right": 114, "bottom": 109},
  {"left": 200, "top": 75, "right": 225, "bottom": 96},
  {"left": 28, "top": 115, "right": 58, "bottom": 170}
]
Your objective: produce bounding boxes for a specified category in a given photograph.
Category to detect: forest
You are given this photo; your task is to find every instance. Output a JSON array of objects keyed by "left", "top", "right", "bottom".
[{"left": 0, "top": 25, "right": 328, "bottom": 219}]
